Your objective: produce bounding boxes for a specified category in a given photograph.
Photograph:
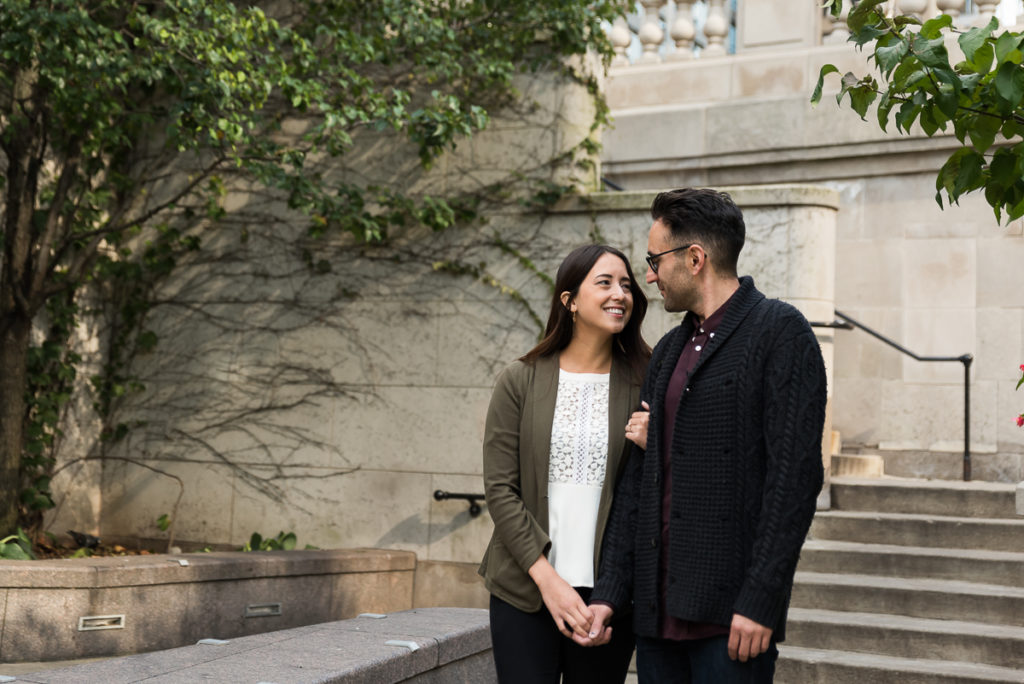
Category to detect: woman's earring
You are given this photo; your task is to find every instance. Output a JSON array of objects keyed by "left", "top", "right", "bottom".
[{"left": 572, "top": 310, "right": 576, "bottom": 323}]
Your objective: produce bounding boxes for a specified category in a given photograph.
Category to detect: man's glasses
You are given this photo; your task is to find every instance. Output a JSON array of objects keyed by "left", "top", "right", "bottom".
[{"left": 645, "top": 244, "right": 702, "bottom": 275}]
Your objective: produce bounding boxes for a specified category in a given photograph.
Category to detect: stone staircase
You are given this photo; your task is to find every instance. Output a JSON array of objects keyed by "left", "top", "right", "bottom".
[{"left": 777, "top": 476, "right": 1024, "bottom": 684}]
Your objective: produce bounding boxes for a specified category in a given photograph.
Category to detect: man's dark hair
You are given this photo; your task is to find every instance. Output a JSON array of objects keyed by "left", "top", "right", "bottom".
[{"left": 650, "top": 188, "right": 745, "bottom": 277}]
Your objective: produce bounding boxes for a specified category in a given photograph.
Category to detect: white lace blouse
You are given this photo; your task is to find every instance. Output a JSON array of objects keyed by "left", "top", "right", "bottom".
[{"left": 547, "top": 369, "right": 609, "bottom": 588}]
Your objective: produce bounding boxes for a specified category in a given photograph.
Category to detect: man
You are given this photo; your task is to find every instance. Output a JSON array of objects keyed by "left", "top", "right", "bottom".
[{"left": 583, "top": 188, "right": 826, "bottom": 683}]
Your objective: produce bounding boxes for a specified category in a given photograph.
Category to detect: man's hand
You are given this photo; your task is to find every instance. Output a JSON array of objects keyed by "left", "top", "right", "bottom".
[
  {"left": 728, "top": 613, "right": 773, "bottom": 662},
  {"left": 571, "top": 603, "right": 615, "bottom": 646},
  {"left": 528, "top": 556, "right": 592, "bottom": 639}
]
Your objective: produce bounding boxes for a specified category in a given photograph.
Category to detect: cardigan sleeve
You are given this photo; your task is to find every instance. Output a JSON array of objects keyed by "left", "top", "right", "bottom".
[
  {"left": 733, "top": 311, "right": 826, "bottom": 629},
  {"left": 591, "top": 335, "right": 667, "bottom": 613},
  {"left": 482, "top": 363, "right": 551, "bottom": 574}
]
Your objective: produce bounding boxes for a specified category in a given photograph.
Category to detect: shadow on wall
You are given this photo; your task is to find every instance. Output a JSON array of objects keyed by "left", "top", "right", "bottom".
[{"left": 376, "top": 507, "right": 484, "bottom": 548}]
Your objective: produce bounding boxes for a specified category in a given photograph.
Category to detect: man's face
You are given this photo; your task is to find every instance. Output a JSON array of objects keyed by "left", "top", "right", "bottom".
[{"left": 646, "top": 219, "right": 696, "bottom": 313}]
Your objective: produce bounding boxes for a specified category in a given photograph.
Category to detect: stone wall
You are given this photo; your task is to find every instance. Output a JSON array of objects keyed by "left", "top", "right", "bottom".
[{"left": 43, "top": 184, "right": 835, "bottom": 577}]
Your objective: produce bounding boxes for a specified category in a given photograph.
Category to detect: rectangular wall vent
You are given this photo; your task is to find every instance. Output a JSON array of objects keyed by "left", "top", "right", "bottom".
[
  {"left": 78, "top": 614, "right": 125, "bottom": 631},
  {"left": 244, "top": 602, "right": 282, "bottom": 618}
]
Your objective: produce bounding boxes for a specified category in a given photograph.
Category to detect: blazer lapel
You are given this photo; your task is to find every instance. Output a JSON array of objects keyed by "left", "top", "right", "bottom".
[
  {"left": 606, "top": 359, "right": 630, "bottom": 480},
  {"left": 530, "top": 354, "right": 560, "bottom": 530}
]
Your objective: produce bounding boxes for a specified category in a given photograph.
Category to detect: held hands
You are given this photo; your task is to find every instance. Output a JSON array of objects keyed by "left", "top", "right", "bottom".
[
  {"left": 571, "top": 602, "right": 614, "bottom": 647},
  {"left": 728, "top": 613, "right": 773, "bottom": 662},
  {"left": 625, "top": 401, "right": 651, "bottom": 449},
  {"left": 528, "top": 556, "right": 593, "bottom": 640}
]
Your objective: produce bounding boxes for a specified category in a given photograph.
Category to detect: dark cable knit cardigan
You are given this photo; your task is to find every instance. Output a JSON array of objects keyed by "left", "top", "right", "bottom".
[{"left": 591, "top": 276, "right": 826, "bottom": 642}]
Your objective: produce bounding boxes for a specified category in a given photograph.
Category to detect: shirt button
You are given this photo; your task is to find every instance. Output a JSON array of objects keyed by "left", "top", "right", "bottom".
[
  {"left": 694, "top": 345, "right": 702, "bottom": 351},
  {"left": 710, "top": 332, "right": 715, "bottom": 338}
]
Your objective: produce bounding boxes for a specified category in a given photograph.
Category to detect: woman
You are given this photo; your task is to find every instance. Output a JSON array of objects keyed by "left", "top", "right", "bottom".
[{"left": 479, "top": 244, "right": 651, "bottom": 683}]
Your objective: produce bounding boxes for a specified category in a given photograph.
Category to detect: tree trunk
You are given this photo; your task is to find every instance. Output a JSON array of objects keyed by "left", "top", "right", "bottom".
[{"left": 0, "top": 313, "right": 31, "bottom": 536}]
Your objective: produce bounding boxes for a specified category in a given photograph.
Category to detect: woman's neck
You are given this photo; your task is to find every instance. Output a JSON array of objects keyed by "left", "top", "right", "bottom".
[{"left": 559, "top": 332, "right": 613, "bottom": 374}]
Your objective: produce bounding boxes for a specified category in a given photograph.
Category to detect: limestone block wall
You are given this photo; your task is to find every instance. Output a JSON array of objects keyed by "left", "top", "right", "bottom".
[
  {"left": 60, "top": 185, "right": 835, "bottom": 569},
  {"left": 600, "top": 34, "right": 1024, "bottom": 481}
]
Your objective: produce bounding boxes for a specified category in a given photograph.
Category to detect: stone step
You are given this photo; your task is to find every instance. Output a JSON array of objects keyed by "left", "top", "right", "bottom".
[
  {"left": 791, "top": 572, "right": 1024, "bottom": 626},
  {"left": 831, "top": 454, "right": 884, "bottom": 478},
  {"left": 798, "top": 539, "right": 1024, "bottom": 587},
  {"left": 778, "top": 646, "right": 1024, "bottom": 684},
  {"left": 809, "top": 511, "right": 1024, "bottom": 552},
  {"left": 831, "top": 476, "right": 1019, "bottom": 519},
  {"left": 785, "top": 608, "right": 1024, "bottom": 670}
]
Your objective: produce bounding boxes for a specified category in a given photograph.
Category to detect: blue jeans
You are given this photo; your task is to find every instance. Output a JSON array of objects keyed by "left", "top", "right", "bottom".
[{"left": 636, "top": 634, "right": 778, "bottom": 684}]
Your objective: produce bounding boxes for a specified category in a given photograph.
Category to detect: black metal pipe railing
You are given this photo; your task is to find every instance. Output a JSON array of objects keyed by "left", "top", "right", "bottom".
[
  {"left": 433, "top": 490, "right": 485, "bottom": 517},
  {"left": 811, "top": 309, "right": 974, "bottom": 481}
]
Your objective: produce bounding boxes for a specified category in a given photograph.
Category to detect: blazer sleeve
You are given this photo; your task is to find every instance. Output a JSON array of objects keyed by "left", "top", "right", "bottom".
[
  {"left": 482, "top": 363, "right": 551, "bottom": 573},
  {"left": 733, "top": 311, "right": 826, "bottom": 629}
]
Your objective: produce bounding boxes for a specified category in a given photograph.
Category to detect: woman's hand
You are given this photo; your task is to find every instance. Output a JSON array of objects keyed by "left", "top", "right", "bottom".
[
  {"left": 625, "top": 401, "right": 650, "bottom": 449},
  {"left": 528, "top": 555, "right": 593, "bottom": 639}
]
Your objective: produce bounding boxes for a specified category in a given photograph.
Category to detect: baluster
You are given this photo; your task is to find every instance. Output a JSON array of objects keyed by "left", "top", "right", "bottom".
[
  {"left": 703, "top": 0, "right": 729, "bottom": 57},
  {"left": 973, "top": 0, "right": 1000, "bottom": 24},
  {"left": 936, "top": 0, "right": 965, "bottom": 17},
  {"left": 609, "top": 16, "right": 632, "bottom": 66},
  {"left": 637, "top": 0, "right": 666, "bottom": 63},
  {"left": 823, "top": 2, "right": 852, "bottom": 44},
  {"left": 668, "top": 0, "right": 696, "bottom": 60},
  {"left": 897, "top": 0, "right": 929, "bottom": 18}
]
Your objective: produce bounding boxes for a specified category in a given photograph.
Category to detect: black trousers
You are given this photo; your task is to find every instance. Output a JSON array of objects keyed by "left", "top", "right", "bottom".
[{"left": 489, "top": 589, "right": 635, "bottom": 684}]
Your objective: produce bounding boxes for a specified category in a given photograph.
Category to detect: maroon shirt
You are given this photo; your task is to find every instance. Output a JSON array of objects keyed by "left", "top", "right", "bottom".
[{"left": 658, "top": 296, "right": 734, "bottom": 640}]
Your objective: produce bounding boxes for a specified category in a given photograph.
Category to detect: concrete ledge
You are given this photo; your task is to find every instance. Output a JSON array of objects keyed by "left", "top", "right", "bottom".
[
  {"left": 10, "top": 608, "right": 494, "bottom": 684},
  {"left": 0, "top": 548, "right": 416, "bottom": 663},
  {"left": 1017, "top": 481, "right": 1023, "bottom": 516},
  {"left": 551, "top": 183, "right": 841, "bottom": 213}
]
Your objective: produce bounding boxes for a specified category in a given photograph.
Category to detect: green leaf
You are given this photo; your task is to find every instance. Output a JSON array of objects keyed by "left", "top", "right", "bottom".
[
  {"left": 896, "top": 100, "right": 922, "bottom": 133},
  {"left": 921, "top": 13, "right": 953, "bottom": 40},
  {"left": 876, "top": 91, "right": 895, "bottom": 131},
  {"left": 967, "top": 41, "right": 996, "bottom": 75},
  {"left": 157, "top": 514, "right": 171, "bottom": 531},
  {"left": 876, "top": 39, "right": 909, "bottom": 76},
  {"left": 995, "top": 31, "right": 1023, "bottom": 65},
  {"left": 968, "top": 113, "right": 1002, "bottom": 153},
  {"left": 811, "top": 64, "right": 840, "bottom": 106},
  {"left": 994, "top": 61, "right": 1024, "bottom": 107},
  {"left": 934, "top": 87, "right": 959, "bottom": 119},
  {"left": 959, "top": 17, "right": 998, "bottom": 62},
  {"left": 919, "top": 106, "right": 940, "bottom": 136},
  {"left": 848, "top": 0, "right": 888, "bottom": 34},
  {"left": 914, "top": 36, "right": 950, "bottom": 69}
]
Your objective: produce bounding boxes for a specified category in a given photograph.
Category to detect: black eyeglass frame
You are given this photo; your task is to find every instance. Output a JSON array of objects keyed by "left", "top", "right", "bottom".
[{"left": 645, "top": 243, "right": 703, "bottom": 274}]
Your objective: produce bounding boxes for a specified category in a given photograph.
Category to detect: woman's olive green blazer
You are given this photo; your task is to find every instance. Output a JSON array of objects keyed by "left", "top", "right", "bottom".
[{"left": 478, "top": 353, "right": 642, "bottom": 613}]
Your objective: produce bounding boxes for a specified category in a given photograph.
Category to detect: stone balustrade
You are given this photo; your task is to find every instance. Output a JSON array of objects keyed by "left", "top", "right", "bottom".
[{"left": 611, "top": 0, "right": 1020, "bottom": 66}]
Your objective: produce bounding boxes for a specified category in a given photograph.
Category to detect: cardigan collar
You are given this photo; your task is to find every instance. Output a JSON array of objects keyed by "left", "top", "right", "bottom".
[{"left": 651, "top": 276, "right": 765, "bottom": 416}]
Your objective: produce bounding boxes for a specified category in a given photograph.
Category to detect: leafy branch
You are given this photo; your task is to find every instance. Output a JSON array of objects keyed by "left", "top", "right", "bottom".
[{"left": 814, "top": 0, "right": 1024, "bottom": 221}]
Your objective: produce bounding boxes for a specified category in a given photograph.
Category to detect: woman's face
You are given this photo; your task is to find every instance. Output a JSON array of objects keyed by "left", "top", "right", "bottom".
[{"left": 567, "top": 252, "right": 634, "bottom": 336}]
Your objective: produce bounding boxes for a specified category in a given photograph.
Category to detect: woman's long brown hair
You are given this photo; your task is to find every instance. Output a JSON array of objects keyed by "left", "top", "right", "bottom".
[{"left": 520, "top": 245, "right": 651, "bottom": 382}]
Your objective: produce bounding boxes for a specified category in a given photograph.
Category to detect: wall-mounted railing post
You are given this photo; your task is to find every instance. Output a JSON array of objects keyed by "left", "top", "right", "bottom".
[{"left": 961, "top": 354, "right": 973, "bottom": 481}]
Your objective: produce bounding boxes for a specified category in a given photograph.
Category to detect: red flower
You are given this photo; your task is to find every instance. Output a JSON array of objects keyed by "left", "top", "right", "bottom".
[{"left": 1017, "top": 415, "right": 1024, "bottom": 428}]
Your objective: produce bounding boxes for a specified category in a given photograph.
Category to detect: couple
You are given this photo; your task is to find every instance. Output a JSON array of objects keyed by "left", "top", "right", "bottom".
[{"left": 478, "top": 188, "right": 827, "bottom": 683}]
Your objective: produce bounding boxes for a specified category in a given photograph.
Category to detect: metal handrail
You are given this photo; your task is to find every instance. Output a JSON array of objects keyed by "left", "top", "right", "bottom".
[{"left": 811, "top": 309, "right": 974, "bottom": 481}]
